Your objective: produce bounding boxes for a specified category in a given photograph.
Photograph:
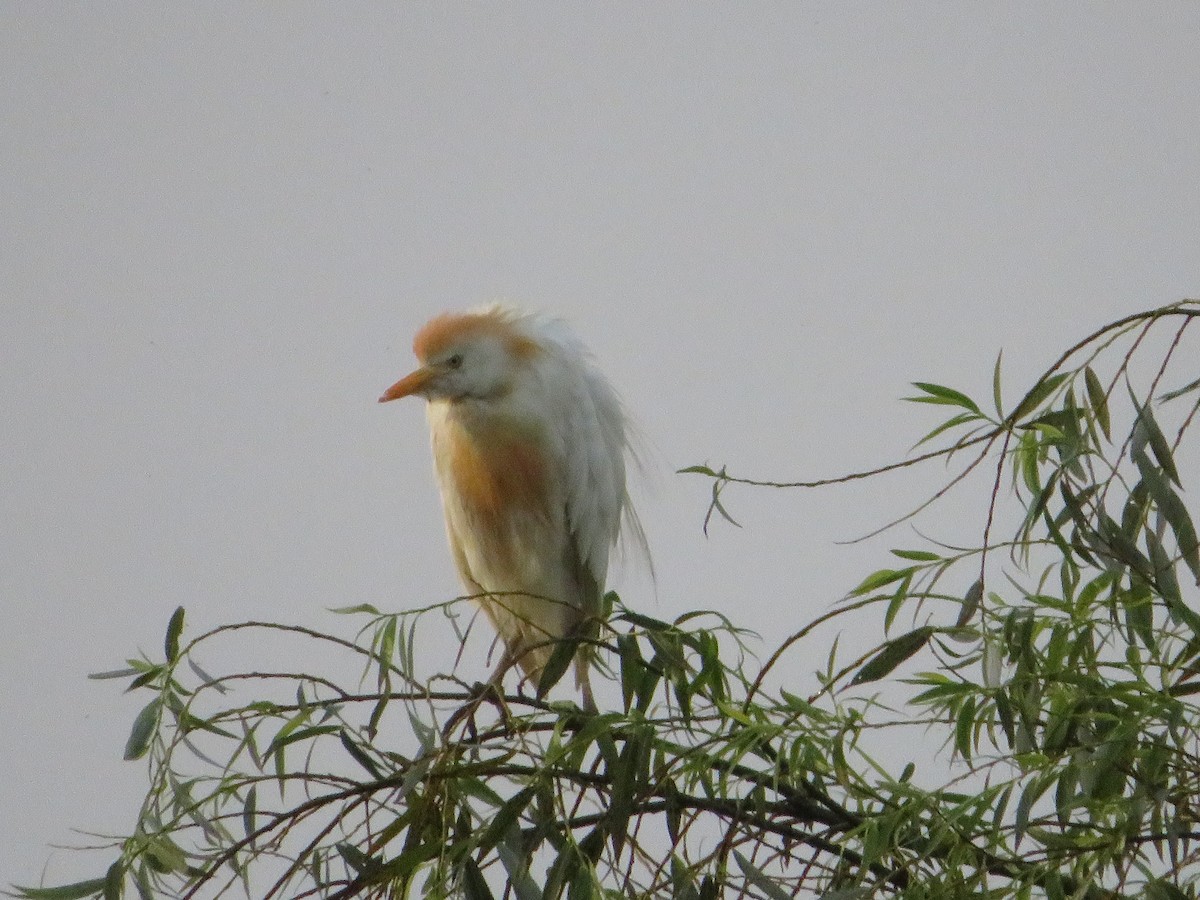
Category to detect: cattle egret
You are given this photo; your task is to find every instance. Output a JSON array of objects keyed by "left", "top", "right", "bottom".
[{"left": 379, "top": 305, "right": 646, "bottom": 710}]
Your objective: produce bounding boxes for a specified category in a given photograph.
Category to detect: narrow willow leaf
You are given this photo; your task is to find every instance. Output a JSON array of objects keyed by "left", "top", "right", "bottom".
[
  {"left": 377, "top": 616, "right": 396, "bottom": 676},
  {"left": 163, "top": 606, "right": 185, "bottom": 663},
  {"left": 461, "top": 856, "right": 496, "bottom": 900},
  {"left": 269, "top": 724, "right": 339, "bottom": 754},
  {"left": 1123, "top": 585, "right": 1157, "bottom": 652},
  {"left": 102, "top": 861, "right": 121, "bottom": 900},
  {"left": 1012, "top": 372, "right": 1069, "bottom": 420},
  {"left": 992, "top": 349, "right": 1004, "bottom": 417},
  {"left": 609, "top": 730, "right": 647, "bottom": 857},
  {"left": 908, "top": 382, "right": 983, "bottom": 415},
  {"left": 335, "top": 841, "right": 379, "bottom": 876},
  {"left": 568, "top": 864, "right": 598, "bottom": 900},
  {"left": 543, "top": 844, "right": 582, "bottom": 900},
  {"left": 891, "top": 548, "right": 941, "bottom": 562},
  {"left": 496, "top": 833, "right": 544, "bottom": 900},
  {"left": 1140, "top": 460, "right": 1200, "bottom": 585},
  {"left": 131, "top": 865, "right": 153, "bottom": 900},
  {"left": 955, "top": 579, "right": 983, "bottom": 629},
  {"left": 1160, "top": 376, "right": 1200, "bottom": 403},
  {"left": 327, "top": 603, "right": 382, "bottom": 616},
  {"left": 123, "top": 698, "right": 160, "bottom": 761},
  {"left": 1014, "top": 775, "right": 1052, "bottom": 847},
  {"left": 143, "top": 836, "right": 187, "bottom": 874},
  {"left": 243, "top": 785, "right": 257, "bottom": 849},
  {"left": 265, "top": 708, "right": 313, "bottom": 760},
  {"left": 955, "top": 695, "right": 976, "bottom": 760},
  {"left": 706, "top": 484, "right": 741, "bottom": 532},
  {"left": 125, "top": 667, "right": 162, "bottom": 694},
  {"left": 617, "top": 633, "right": 641, "bottom": 713},
  {"left": 676, "top": 464, "right": 717, "bottom": 476},
  {"left": 89, "top": 667, "right": 140, "bottom": 681},
  {"left": 851, "top": 626, "right": 935, "bottom": 685},
  {"left": 1019, "top": 430, "right": 1041, "bottom": 496},
  {"left": 620, "top": 610, "right": 672, "bottom": 632},
  {"left": 186, "top": 657, "right": 228, "bottom": 694},
  {"left": 883, "top": 585, "right": 907, "bottom": 635},
  {"left": 478, "top": 787, "right": 537, "bottom": 855},
  {"left": 733, "top": 851, "right": 791, "bottom": 900},
  {"left": 339, "top": 728, "right": 383, "bottom": 779},
  {"left": 1083, "top": 366, "right": 1110, "bottom": 440},
  {"left": 10, "top": 878, "right": 111, "bottom": 900},
  {"left": 537, "top": 638, "right": 576, "bottom": 699},
  {"left": 1144, "top": 881, "right": 1190, "bottom": 900},
  {"left": 1145, "top": 525, "right": 1184, "bottom": 610},
  {"left": 1132, "top": 394, "right": 1181, "bottom": 485},
  {"left": 995, "top": 690, "right": 1015, "bottom": 746},
  {"left": 911, "top": 412, "right": 980, "bottom": 449},
  {"left": 982, "top": 638, "right": 1003, "bottom": 688},
  {"left": 849, "top": 567, "right": 913, "bottom": 597}
]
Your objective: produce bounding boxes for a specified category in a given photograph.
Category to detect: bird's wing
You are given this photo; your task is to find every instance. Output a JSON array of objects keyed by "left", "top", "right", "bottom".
[{"left": 532, "top": 326, "right": 633, "bottom": 615}]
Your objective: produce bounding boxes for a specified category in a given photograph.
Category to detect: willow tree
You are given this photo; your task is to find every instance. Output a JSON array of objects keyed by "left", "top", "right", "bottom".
[{"left": 14, "top": 300, "right": 1200, "bottom": 900}]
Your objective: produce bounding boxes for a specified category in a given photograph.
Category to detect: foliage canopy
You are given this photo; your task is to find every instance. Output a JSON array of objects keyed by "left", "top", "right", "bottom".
[{"left": 13, "top": 301, "right": 1200, "bottom": 899}]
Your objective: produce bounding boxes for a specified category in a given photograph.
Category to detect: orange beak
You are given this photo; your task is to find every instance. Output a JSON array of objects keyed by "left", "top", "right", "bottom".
[{"left": 378, "top": 366, "right": 436, "bottom": 403}]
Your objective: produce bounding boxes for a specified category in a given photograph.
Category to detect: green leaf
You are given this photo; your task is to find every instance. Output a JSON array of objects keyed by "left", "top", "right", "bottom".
[
  {"left": 265, "top": 708, "right": 313, "bottom": 760},
  {"left": 327, "top": 603, "right": 382, "bottom": 616},
  {"left": 907, "top": 382, "right": 983, "bottom": 415},
  {"left": 1138, "top": 452, "right": 1200, "bottom": 585},
  {"left": 1011, "top": 372, "right": 1070, "bottom": 420},
  {"left": 851, "top": 627, "right": 935, "bottom": 685},
  {"left": 186, "top": 657, "right": 228, "bottom": 694},
  {"left": 620, "top": 610, "right": 672, "bottom": 632},
  {"left": 477, "top": 787, "right": 537, "bottom": 855},
  {"left": 1132, "top": 395, "right": 1181, "bottom": 485},
  {"left": 142, "top": 836, "right": 187, "bottom": 874},
  {"left": 124, "top": 667, "right": 162, "bottom": 694},
  {"left": 955, "top": 695, "right": 976, "bottom": 760},
  {"left": 1160, "top": 376, "right": 1200, "bottom": 403},
  {"left": 955, "top": 579, "right": 983, "bottom": 629},
  {"left": 339, "top": 728, "right": 383, "bottom": 779},
  {"left": 1144, "top": 879, "right": 1191, "bottom": 900},
  {"left": 461, "top": 856, "right": 496, "bottom": 900},
  {"left": 10, "top": 879, "right": 109, "bottom": 899},
  {"left": 890, "top": 548, "right": 941, "bottom": 562},
  {"left": 123, "top": 698, "right": 160, "bottom": 761},
  {"left": 911, "top": 412, "right": 981, "bottom": 449},
  {"left": 335, "top": 841, "right": 380, "bottom": 877},
  {"left": 163, "top": 606, "right": 185, "bottom": 664},
  {"left": 242, "top": 785, "right": 257, "bottom": 848},
  {"left": 992, "top": 349, "right": 1004, "bottom": 417},
  {"left": 608, "top": 729, "right": 649, "bottom": 857},
  {"left": 849, "top": 567, "right": 913, "bottom": 597},
  {"left": 102, "top": 861, "right": 121, "bottom": 900},
  {"left": 496, "top": 832, "right": 544, "bottom": 900},
  {"left": 1083, "top": 366, "right": 1110, "bottom": 440},
  {"left": 732, "top": 851, "right": 791, "bottom": 900},
  {"left": 536, "top": 637, "right": 576, "bottom": 700}
]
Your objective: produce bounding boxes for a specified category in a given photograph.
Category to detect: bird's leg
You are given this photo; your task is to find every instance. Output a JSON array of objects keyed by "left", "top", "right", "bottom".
[
  {"left": 442, "top": 678, "right": 508, "bottom": 740},
  {"left": 576, "top": 661, "right": 598, "bottom": 714},
  {"left": 442, "top": 643, "right": 534, "bottom": 739},
  {"left": 485, "top": 646, "right": 522, "bottom": 694}
]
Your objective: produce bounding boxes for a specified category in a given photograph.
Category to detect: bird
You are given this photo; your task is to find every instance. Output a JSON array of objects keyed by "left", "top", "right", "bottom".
[{"left": 379, "top": 305, "right": 647, "bottom": 710}]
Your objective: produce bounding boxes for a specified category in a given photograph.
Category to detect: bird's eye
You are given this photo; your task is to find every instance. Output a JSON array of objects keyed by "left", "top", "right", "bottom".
[{"left": 446, "top": 353, "right": 464, "bottom": 369}]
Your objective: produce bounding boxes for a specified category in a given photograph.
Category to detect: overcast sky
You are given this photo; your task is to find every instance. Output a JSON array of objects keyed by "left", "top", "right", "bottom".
[{"left": 4, "top": 4, "right": 1199, "bottom": 889}]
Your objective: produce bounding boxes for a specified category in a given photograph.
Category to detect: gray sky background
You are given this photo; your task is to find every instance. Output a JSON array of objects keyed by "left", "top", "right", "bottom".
[{"left": 4, "top": 4, "right": 1199, "bottom": 889}]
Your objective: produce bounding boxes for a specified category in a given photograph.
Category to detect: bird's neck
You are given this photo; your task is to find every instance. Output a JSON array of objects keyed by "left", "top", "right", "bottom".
[{"left": 428, "top": 394, "right": 542, "bottom": 443}]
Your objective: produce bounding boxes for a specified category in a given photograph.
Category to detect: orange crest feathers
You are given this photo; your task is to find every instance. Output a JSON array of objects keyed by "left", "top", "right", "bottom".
[{"left": 413, "top": 307, "right": 540, "bottom": 363}]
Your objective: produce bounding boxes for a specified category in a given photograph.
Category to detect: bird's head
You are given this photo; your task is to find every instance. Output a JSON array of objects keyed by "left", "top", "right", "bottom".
[{"left": 379, "top": 308, "right": 540, "bottom": 404}]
